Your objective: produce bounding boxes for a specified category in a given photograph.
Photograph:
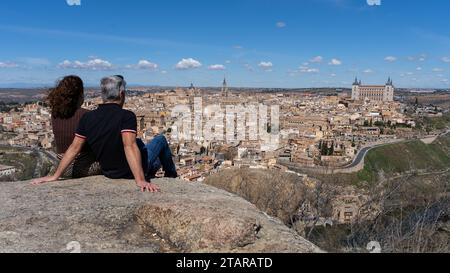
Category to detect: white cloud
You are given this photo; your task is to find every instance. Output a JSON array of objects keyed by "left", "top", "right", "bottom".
[
  {"left": 258, "top": 61, "right": 273, "bottom": 71},
  {"left": 161, "top": 70, "right": 168, "bottom": 74},
  {"left": 330, "top": 73, "right": 337, "bottom": 77},
  {"left": 299, "top": 66, "right": 319, "bottom": 73},
  {"left": 208, "top": 64, "right": 226, "bottom": 71},
  {"left": 58, "top": 60, "right": 72, "bottom": 68},
  {"left": 328, "top": 58, "right": 342, "bottom": 65},
  {"left": 175, "top": 58, "right": 202, "bottom": 70},
  {"left": 442, "top": 57, "right": 450, "bottom": 63},
  {"left": 307, "top": 68, "right": 319, "bottom": 73},
  {"left": 432, "top": 68, "right": 444, "bottom": 72},
  {"left": 0, "top": 62, "right": 19, "bottom": 68},
  {"left": 310, "top": 56, "right": 323, "bottom": 63},
  {"left": 66, "top": 0, "right": 81, "bottom": 6},
  {"left": 408, "top": 54, "right": 427, "bottom": 62},
  {"left": 276, "top": 22, "right": 287, "bottom": 28},
  {"left": 58, "top": 58, "right": 113, "bottom": 70},
  {"left": 244, "top": 63, "right": 254, "bottom": 72},
  {"left": 225, "top": 60, "right": 231, "bottom": 64},
  {"left": 384, "top": 56, "right": 397, "bottom": 62},
  {"left": 127, "top": 60, "right": 158, "bottom": 70},
  {"left": 137, "top": 60, "right": 158, "bottom": 69},
  {"left": 363, "top": 69, "right": 374, "bottom": 73},
  {"left": 416, "top": 67, "right": 422, "bottom": 71}
]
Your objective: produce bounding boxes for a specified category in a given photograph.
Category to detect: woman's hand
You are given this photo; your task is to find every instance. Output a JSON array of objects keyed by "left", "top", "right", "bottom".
[{"left": 31, "top": 175, "right": 59, "bottom": 186}]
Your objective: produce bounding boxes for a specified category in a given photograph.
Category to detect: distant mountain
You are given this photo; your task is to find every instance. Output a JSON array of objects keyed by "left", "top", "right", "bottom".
[
  {"left": 0, "top": 88, "right": 47, "bottom": 103},
  {"left": 0, "top": 83, "right": 52, "bottom": 89}
]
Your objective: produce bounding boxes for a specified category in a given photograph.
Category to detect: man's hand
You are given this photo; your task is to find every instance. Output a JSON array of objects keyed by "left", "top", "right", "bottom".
[
  {"left": 31, "top": 175, "right": 59, "bottom": 186},
  {"left": 136, "top": 181, "right": 160, "bottom": 193}
]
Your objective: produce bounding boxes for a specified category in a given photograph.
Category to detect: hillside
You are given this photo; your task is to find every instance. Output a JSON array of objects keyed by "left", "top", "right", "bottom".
[
  {"left": 205, "top": 168, "right": 312, "bottom": 226},
  {"left": 357, "top": 135, "right": 450, "bottom": 184},
  {"left": 205, "top": 164, "right": 449, "bottom": 253},
  {"left": 0, "top": 146, "right": 54, "bottom": 181},
  {"left": 0, "top": 177, "right": 320, "bottom": 253}
]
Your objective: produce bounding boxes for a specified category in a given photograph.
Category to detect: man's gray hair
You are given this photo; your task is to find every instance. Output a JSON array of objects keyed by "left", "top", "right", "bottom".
[{"left": 100, "top": 75, "right": 127, "bottom": 102}]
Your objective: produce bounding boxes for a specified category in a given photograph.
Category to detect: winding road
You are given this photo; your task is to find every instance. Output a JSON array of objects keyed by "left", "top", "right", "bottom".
[
  {"left": 1, "top": 145, "right": 59, "bottom": 179},
  {"left": 282, "top": 128, "right": 450, "bottom": 174},
  {"left": 330, "top": 128, "right": 450, "bottom": 171},
  {"left": 343, "top": 139, "right": 405, "bottom": 169},
  {"left": 346, "top": 146, "right": 374, "bottom": 168}
]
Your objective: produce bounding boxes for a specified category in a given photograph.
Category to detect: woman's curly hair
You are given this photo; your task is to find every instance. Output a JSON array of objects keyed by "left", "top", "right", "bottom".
[{"left": 47, "top": 76, "right": 84, "bottom": 119}]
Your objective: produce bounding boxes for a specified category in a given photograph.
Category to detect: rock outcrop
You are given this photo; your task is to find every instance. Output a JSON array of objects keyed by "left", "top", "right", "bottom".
[{"left": 0, "top": 177, "right": 321, "bottom": 253}]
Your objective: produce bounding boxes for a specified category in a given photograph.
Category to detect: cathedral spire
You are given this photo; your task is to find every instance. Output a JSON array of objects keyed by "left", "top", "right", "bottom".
[
  {"left": 387, "top": 77, "right": 393, "bottom": 86},
  {"left": 222, "top": 76, "right": 228, "bottom": 97}
]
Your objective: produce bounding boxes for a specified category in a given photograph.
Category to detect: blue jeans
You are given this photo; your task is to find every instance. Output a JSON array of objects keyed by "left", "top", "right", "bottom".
[{"left": 137, "top": 135, "right": 178, "bottom": 180}]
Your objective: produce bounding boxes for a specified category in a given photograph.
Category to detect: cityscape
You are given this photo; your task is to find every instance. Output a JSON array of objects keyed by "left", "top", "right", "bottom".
[
  {"left": 0, "top": 0, "right": 449, "bottom": 256},
  {"left": 1, "top": 77, "right": 449, "bottom": 221}
]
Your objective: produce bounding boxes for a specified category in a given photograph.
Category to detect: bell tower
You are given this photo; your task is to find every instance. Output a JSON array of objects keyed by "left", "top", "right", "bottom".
[
  {"left": 351, "top": 77, "right": 360, "bottom": 101},
  {"left": 384, "top": 77, "right": 394, "bottom": 102},
  {"left": 222, "top": 77, "right": 229, "bottom": 97}
]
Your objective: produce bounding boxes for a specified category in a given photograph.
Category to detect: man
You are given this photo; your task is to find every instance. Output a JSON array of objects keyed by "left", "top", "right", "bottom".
[{"left": 32, "top": 75, "right": 177, "bottom": 192}]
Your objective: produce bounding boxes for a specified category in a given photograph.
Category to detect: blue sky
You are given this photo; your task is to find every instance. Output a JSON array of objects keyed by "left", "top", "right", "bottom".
[{"left": 0, "top": 0, "right": 449, "bottom": 88}]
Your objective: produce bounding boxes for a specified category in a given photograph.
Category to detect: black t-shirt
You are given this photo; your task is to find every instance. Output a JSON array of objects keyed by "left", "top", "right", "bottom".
[{"left": 75, "top": 103, "right": 138, "bottom": 179}]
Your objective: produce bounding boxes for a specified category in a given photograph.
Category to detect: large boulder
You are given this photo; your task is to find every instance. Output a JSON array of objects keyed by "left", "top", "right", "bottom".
[{"left": 0, "top": 177, "right": 321, "bottom": 253}]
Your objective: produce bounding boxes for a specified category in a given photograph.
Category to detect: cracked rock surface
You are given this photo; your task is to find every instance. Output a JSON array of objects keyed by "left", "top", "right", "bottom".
[{"left": 0, "top": 177, "right": 321, "bottom": 253}]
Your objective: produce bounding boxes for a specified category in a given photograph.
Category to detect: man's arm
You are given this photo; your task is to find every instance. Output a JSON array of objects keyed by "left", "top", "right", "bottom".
[
  {"left": 31, "top": 136, "right": 86, "bottom": 185},
  {"left": 122, "top": 132, "right": 160, "bottom": 193}
]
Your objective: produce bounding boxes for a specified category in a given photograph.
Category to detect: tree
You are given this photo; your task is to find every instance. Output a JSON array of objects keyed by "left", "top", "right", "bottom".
[{"left": 374, "top": 121, "right": 384, "bottom": 127}]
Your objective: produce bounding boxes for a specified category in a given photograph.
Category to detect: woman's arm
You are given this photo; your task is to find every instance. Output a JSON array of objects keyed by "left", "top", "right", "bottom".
[{"left": 31, "top": 136, "right": 86, "bottom": 185}]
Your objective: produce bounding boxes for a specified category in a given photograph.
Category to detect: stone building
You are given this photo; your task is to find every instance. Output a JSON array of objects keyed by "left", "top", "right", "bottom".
[{"left": 351, "top": 77, "right": 395, "bottom": 102}]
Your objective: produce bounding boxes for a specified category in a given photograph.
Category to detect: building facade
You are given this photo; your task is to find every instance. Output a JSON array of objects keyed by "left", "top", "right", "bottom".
[{"left": 351, "top": 77, "right": 395, "bottom": 102}]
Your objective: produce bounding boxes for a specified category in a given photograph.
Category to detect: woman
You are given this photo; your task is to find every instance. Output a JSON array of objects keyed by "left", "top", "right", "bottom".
[{"left": 47, "top": 75, "right": 101, "bottom": 178}]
